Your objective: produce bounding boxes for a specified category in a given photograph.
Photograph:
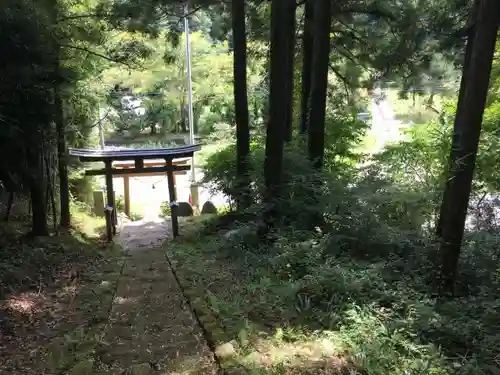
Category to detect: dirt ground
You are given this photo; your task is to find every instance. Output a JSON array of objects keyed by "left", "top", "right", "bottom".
[{"left": 0, "top": 218, "right": 218, "bottom": 375}]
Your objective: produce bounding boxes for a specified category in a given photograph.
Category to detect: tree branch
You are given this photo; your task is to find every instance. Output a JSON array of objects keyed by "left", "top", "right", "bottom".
[
  {"left": 182, "top": 4, "right": 205, "bottom": 19},
  {"left": 329, "top": 64, "right": 350, "bottom": 97},
  {"left": 335, "top": 6, "right": 397, "bottom": 21},
  {"left": 331, "top": 43, "right": 374, "bottom": 72},
  {"left": 59, "top": 44, "right": 139, "bottom": 68},
  {"left": 57, "top": 13, "right": 108, "bottom": 23},
  {"left": 90, "top": 109, "right": 111, "bottom": 129},
  {"left": 331, "top": 27, "right": 371, "bottom": 49}
]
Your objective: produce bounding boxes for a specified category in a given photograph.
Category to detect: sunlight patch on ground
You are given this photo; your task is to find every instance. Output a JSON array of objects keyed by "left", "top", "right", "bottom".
[
  {"left": 71, "top": 208, "right": 106, "bottom": 238},
  {"left": 237, "top": 333, "right": 350, "bottom": 374},
  {"left": 5, "top": 293, "right": 42, "bottom": 315},
  {"left": 0, "top": 235, "right": 124, "bottom": 375},
  {"left": 113, "top": 296, "right": 139, "bottom": 305}
]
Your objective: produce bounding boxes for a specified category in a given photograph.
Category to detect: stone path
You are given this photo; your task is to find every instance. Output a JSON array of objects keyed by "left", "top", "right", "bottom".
[{"left": 101, "top": 218, "right": 218, "bottom": 374}]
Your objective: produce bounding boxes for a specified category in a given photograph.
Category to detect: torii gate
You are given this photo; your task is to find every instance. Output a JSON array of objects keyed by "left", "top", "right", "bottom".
[{"left": 69, "top": 145, "right": 201, "bottom": 242}]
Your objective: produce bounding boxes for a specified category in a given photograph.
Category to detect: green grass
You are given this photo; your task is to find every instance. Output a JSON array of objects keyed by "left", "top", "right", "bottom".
[
  {"left": 386, "top": 89, "right": 444, "bottom": 124},
  {"left": 165, "top": 216, "right": 500, "bottom": 375}
]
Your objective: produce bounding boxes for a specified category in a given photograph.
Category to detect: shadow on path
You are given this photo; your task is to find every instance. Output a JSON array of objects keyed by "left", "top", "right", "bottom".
[{"left": 99, "top": 218, "right": 218, "bottom": 374}]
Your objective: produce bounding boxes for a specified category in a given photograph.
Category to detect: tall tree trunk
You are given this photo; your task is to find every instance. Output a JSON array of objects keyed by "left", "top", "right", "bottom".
[
  {"left": 264, "top": 0, "right": 295, "bottom": 213},
  {"left": 1, "top": 172, "right": 17, "bottom": 221},
  {"left": 307, "top": 0, "right": 332, "bottom": 169},
  {"left": 299, "top": 0, "right": 314, "bottom": 135},
  {"left": 42, "top": 132, "right": 57, "bottom": 231},
  {"left": 55, "top": 65, "right": 70, "bottom": 229},
  {"left": 232, "top": 0, "right": 252, "bottom": 209},
  {"left": 436, "top": 0, "right": 481, "bottom": 237},
  {"left": 439, "top": 0, "right": 499, "bottom": 293},
  {"left": 5, "top": 192, "right": 14, "bottom": 222},
  {"left": 283, "top": 1, "right": 297, "bottom": 142},
  {"left": 30, "top": 182, "right": 48, "bottom": 236},
  {"left": 27, "top": 134, "right": 49, "bottom": 236}
]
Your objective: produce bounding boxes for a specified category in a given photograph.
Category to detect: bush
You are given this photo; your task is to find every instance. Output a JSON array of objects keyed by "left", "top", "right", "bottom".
[
  {"left": 198, "top": 112, "right": 228, "bottom": 136},
  {"left": 186, "top": 106, "right": 500, "bottom": 375},
  {"left": 160, "top": 201, "right": 171, "bottom": 218},
  {"left": 202, "top": 140, "right": 343, "bottom": 228},
  {"left": 114, "top": 195, "right": 144, "bottom": 221}
]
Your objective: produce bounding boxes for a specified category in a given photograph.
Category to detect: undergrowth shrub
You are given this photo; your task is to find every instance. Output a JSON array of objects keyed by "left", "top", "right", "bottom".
[
  {"left": 197, "top": 109, "right": 500, "bottom": 375},
  {"left": 196, "top": 217, "right": 500, "bottom": 374},
  {"left": 202, "top": 113, "right": 367, "bottom": 225},
  {"left": 203, "top": 141, "right": 357, "bottom": 229}
]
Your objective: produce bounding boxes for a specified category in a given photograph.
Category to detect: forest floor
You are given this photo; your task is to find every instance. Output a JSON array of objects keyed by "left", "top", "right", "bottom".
[
  {"left": 2, "top": 207, "right": 498, "bottom": 375},
  {"left": 165, "top": 217, "right": 356, "bottom": 375},
  {"left": 0, "top": 213, "right": 217, "bottom": 375},
  {"left": 166, "top": 216, "right": 500, "bottom": 375}
]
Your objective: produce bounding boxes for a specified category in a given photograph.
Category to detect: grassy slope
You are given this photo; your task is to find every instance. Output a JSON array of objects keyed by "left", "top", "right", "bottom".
[{"left": 166, "top": 216, "right": 500, "bottom": 375}]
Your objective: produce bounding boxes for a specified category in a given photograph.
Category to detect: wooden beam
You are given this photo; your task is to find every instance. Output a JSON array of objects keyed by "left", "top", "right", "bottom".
[
  {"left": 104, "top": 160, "right": 115, "bottom": 242},
  {"left": 119, "top": 170, "right": 187, "bottom": 178},
  {"left": 166, "top": 160, "right": 179, "bottom": 237},
  {"left": 105, "top": 210, "right": 113, "bottom": 243},
  {"left": 70, "top": 144, "right": 201, "bottom": 162},
  {"left": 113, "top": 159, "right": 189, "bottom": 168},
  {"left": 85, "top": 165, "right": 191, "bottom": 176},
  {"left": 135, "top": 158, "right": 144, "bottom": 169},
  {"left": 123, "top": 176, "right": 131, "bottom": 218},
  {"left": 112, "top": 191, "right": 117, "bottom": 234}
]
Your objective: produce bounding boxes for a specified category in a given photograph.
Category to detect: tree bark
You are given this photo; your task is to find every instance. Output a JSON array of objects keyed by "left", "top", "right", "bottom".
[
  {"left": 27, "top": 134, "right": 49, "bottom": 236},
  {"left": 283, "top": 1, "right": 297, "bottom": 142},
  {"left": 299, "top": 0, "right": 314, "bottom": 135},
  {"left": 307, "top": 0, "right": 332, "bottom": 169},
  {"left": 55, "top": 65, "right": 71, "bottom": 229},
  {"left": 439, "top": 0, "right": 499, "bottom": 293},
  {"left": 264, "top": 0, "right": 295, "bottom": 212},
  {"left": 232, "top": 0, "right": 252, "bottom": 209},
  {"left": 436, "top": 0, "right": 480, "bottom": 237},
  {"left": 30, "top": 182, "right": 48, "bottom": 236},
  {"left": 42, "top": 132, "right": 57, "bottom": 231},
  {"left": 5, "top": 192, "right": 14, "bottom": 222}
]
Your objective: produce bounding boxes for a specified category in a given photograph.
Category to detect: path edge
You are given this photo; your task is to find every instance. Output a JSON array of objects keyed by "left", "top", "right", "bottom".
[{"left": 164, "top": 246, "right": 249, "bottom": 375}]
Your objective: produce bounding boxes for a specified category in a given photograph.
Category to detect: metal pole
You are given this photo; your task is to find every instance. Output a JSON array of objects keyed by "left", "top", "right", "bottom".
[
  {"left": 98, "top": 108, "right": 105, "bottom": 149},
  {"left": 184, "top": 4, "right": 196, "bottom": 182},
  {"left": 99, "top": 123, "right": 105, "bottom": 149}
]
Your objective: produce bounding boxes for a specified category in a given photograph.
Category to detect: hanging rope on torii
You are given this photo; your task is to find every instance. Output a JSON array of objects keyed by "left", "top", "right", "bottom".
[{"left": 69, "top": 145, "right": 201, "bottom": 242}]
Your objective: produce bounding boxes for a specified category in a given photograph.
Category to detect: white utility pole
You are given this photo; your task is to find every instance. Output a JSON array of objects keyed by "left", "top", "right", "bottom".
[
  {"left": 99, "top": 124, "right": 105, "bottom": 149},
  {"left": 98, "top": 107, "right": 105, "bottom": 149},
  {"left": 184, "top": 4, "right": 196, "bottom": 182}
]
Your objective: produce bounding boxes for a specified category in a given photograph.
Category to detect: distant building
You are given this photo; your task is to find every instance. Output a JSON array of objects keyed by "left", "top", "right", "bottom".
[
  {"left": 121, "top": 95, "right": 146, "bottom": 116},
  {"left": 357, "top": 112, "right": 371, "bottom": 123}
]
